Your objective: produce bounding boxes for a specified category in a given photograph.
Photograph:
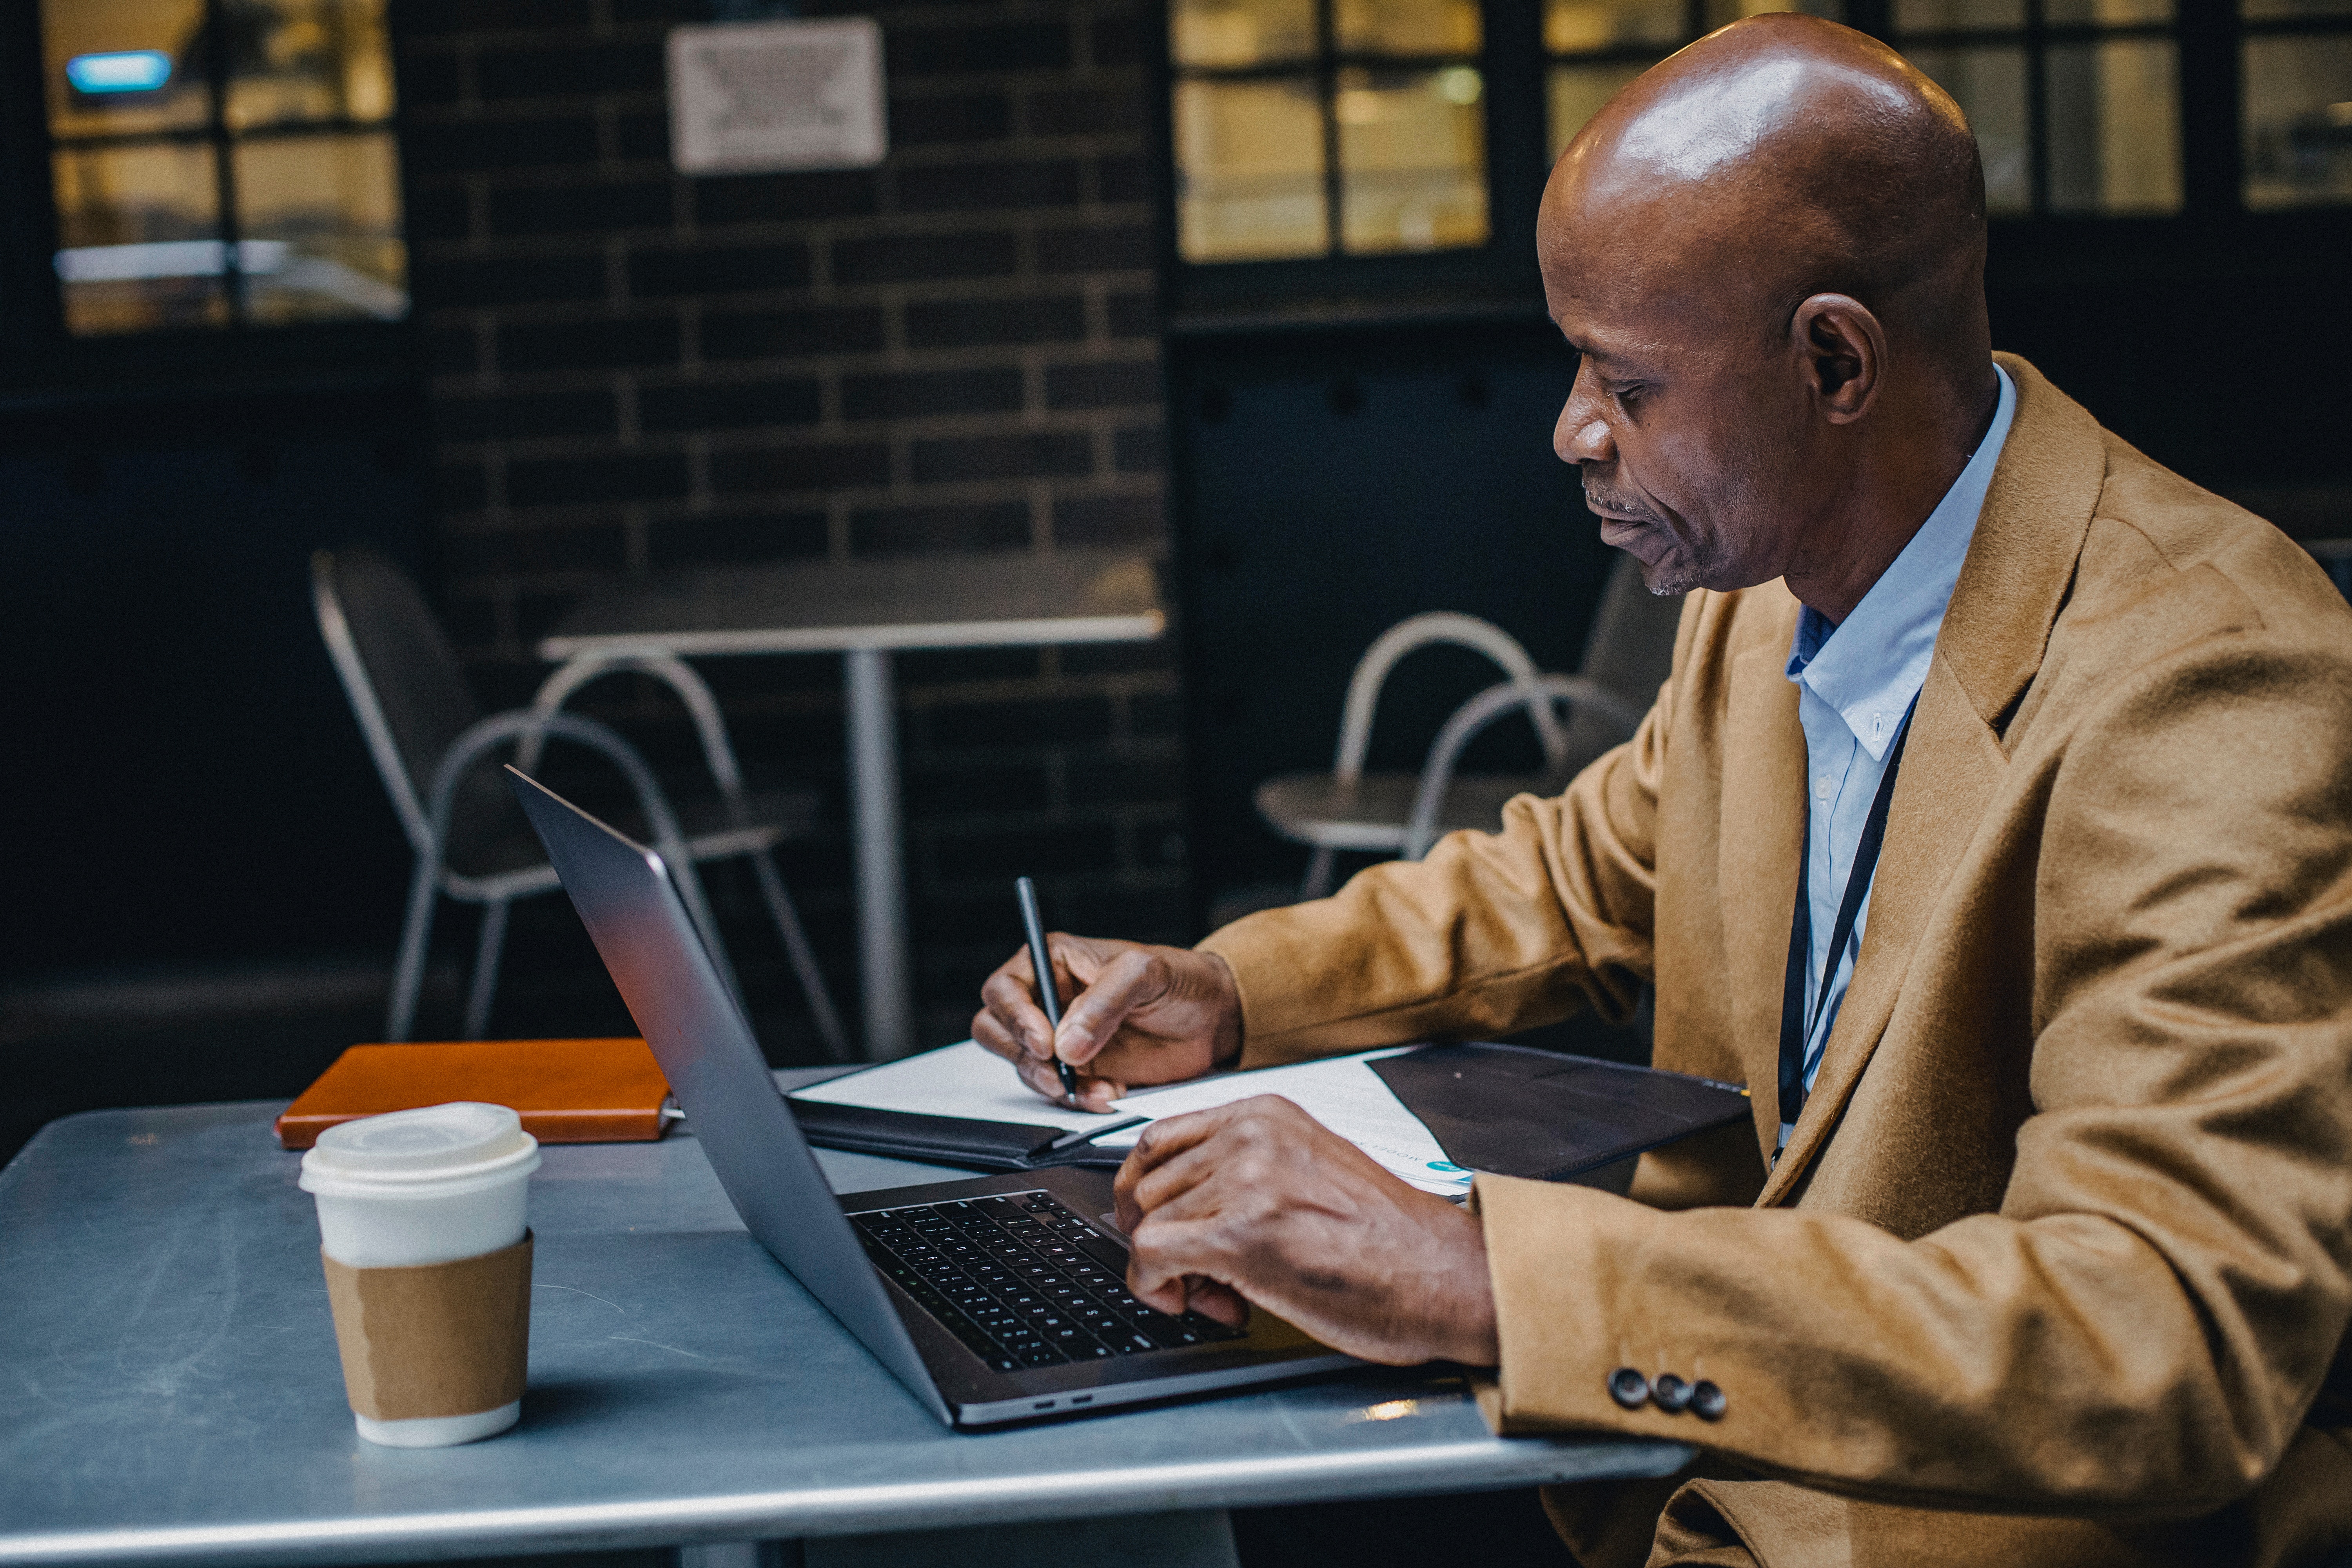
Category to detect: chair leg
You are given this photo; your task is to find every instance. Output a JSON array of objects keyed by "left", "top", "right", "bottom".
[
  {"left": 388, "top": 856, "right": 442, "bottom": 1042},
  {"left": 464, "top": 897, "right": 512, "bottom": 1040},
  {"left": 1301, "top": 847, "right": 1336, "bottom": 901},
  {"left": 751, "top": 849, "right": 852, "bottom": 1062}
]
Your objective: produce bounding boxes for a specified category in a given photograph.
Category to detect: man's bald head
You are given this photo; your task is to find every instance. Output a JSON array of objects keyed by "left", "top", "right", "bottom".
[
  {"left": 1546, "top": 14, "right": 1987, "bottom": 379},
  {"left": 1540, "top": 15, "right": 2004, "bottom": 615}
]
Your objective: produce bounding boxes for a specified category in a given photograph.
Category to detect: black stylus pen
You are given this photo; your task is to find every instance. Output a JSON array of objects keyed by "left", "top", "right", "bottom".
[{"left": 1016, "top": 876, "right": 1080, "bottom": 1104}]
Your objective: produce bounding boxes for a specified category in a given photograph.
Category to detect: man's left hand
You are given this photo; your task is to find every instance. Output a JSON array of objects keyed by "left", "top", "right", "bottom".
[{"left": 1112, "top": 1095, "right": 1501, "bottom": 1367}]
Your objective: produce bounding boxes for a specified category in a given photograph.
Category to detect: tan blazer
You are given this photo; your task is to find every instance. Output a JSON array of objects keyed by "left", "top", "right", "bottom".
[{"left": 1199, "top": 357, "right": 2352, "bottom": 1568}]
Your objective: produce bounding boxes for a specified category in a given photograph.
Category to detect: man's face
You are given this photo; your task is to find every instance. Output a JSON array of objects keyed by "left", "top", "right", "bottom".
[{"left": 1538, "top": 181, "right": 1827, "bottom": 597}]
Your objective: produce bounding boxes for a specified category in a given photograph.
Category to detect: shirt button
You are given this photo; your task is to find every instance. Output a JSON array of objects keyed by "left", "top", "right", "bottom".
[
  {"left": 1688, "top": 1380, "right": 1727, "bottom": 1421},
  {"left": 1651, "top": 1373, "right": 1691, "bottom": 1414}
]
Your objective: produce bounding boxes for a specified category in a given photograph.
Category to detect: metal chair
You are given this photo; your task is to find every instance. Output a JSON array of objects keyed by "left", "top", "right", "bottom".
[
  {"left": 1256, "top": 554, "right": 1682, "bottom": 898},
  {"left": 1399, "top": 673, "right": 1640, "bottom": 860},
  {"left": 312, "top": 548, "right": 848, "bottom": 1055}
]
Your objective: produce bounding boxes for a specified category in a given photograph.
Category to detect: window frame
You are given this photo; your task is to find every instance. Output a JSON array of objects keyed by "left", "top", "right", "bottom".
[
  {"left": 1156, "top": 0, "right": 1555, "bottom": 321},
  {"left": 1156, "top": 0, "right": 2352, "bottom": 328},
  {"left": 0, "top": 0, "right": 416, "bottom": 400}
]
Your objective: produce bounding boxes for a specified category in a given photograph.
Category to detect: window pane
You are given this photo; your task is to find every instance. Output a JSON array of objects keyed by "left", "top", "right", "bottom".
[
  {"left": 2043, "top": 0, "right": 2171, "bottom": 24},
  {"left": 1704, "top": 0, "right": 1844, "bottom": 29},
  {"left": 2047, "top": 39, "right": 2182, "bottom": 213},
  {"left": 1170, "top": 0, "right": 1317, "bottom": 67},
  {"left": 234, "top": 131, "right": 407, "bottom": 322},
  {"left": 1175, "top": 78, "right": 1328, "bottom": 261},
  {"left": 1907, "top": 46, "right": 2030, "bottom": 212},
  {"left": 2243, "top": 35, "right": 2352, "bottom": 209},
  {"left": 51, "top": 143, "right": 226, "bottom": 334},
  {"left": 1338, "top": 67, "right": 1489, "bottom": 252},
  {"left": 1892, "top": 0, "right": 2025, "bottom": 32},
  {"left": 227, "top": 0, "right": 396, "bottom": 131},
  {"left": 2242, "top": 0, "right": 2352, "bottom": 19},
  {"left": 1335, "top": 0, "right": 1482, "bottom": 55},
  {"left": 1549, "top": 60, "right": 1654, "bottom": 160},
  {"left": 1545, "top": 0, "right": 1684, "bottom": 52},
  {"left": 42, "top": 0, "right": 210, "bottom": 141}
]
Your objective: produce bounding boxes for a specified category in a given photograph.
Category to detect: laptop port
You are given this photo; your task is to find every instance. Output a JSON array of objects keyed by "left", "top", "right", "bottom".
[{"left": 1033, "top": 1400, "right": 1055, "bottom": 1410}]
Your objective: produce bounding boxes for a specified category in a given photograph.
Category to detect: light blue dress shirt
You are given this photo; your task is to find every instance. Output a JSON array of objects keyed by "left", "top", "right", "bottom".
[{"left": 1783, "top": 364, "right": 2016, "bottom": 1104}]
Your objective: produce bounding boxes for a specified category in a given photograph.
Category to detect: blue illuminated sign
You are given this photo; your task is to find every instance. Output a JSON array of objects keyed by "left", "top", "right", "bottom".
[{"left": 65, "top": 51, "right": 174, "bottom": 94}]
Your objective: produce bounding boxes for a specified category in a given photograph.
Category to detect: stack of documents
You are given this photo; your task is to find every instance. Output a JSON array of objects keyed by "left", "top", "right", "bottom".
[{"left": 787, "top": 1038, "right": 1748, "bottom": 1196}]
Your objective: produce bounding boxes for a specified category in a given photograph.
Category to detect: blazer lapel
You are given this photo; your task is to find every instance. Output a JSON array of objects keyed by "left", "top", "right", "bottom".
[
  {"left": 1715, "top": 587, "right": 1807, "bottom": 1156},
  {"left": 1755, "top": 355, "right": 2110, "bottom": 1205}
]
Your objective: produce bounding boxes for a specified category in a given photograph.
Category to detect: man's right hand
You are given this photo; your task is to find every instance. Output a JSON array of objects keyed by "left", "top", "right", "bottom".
[{"left": 973, "top": 936, "right": 1243, "bottom": 1111}]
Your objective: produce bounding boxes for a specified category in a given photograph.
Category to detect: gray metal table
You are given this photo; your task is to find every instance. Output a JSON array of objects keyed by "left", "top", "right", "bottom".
[
  {"left": 0, "top": 1095, "right": 1688, "bottom": 1568},
  {"left": 538, "top": 549, "right": 1166, "bottom": 1061}
]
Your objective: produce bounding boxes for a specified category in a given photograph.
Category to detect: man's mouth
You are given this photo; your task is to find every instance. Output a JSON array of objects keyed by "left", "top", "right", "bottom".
[{"left": 1584, "top": 491, "right": 1653, "bottom": 524}]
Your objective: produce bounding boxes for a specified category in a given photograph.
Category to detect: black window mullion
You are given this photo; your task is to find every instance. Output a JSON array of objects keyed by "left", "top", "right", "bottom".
[
  {"left": 2026, "top": 0, "right": 2050, "bottom": 215},
  {"left": 2175, "top": 0, "right": 2240, "bottom": 217},
  {"left": 1484, "top": 0, "right": 1549, "bottom": 266},
  {"left": 1847, "top": 0, "right": 1895, "bottom": 44},
  {"left": 198, "top": 0, "right": 245, "bottom": 324},
  {"left": 1318, "top": 0, "right": 1343, "bottom": 254}
]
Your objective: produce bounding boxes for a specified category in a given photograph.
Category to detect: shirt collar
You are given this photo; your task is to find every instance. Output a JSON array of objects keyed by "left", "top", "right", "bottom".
[{"left": 1786, "top": 363, "right": 2017, "bottom": 761}]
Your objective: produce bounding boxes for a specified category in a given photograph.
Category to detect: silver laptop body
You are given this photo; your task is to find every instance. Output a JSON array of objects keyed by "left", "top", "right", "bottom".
[{"left": 508, "top": 766, "right": 1355, "bottom": 1427}]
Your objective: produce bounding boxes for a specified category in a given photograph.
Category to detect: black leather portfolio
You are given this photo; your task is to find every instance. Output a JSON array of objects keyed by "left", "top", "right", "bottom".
[
  {"left": 785, "top": 1099, "right": 1121, "bottom": 1171},
  {"left": 1366, "top": 1042, "right": 1749, "bottom": 1183},
  {"left": 787, "top": 1043, "right": 1749, "bottom": 1182}
]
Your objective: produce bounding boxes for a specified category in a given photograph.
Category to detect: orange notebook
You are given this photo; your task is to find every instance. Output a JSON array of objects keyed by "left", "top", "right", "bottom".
[{"left": 275, "top": 1038, "right": 671, "bottom": 1149}]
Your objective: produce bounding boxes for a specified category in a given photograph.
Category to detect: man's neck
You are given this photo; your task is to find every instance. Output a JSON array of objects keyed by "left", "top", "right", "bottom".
[{"left": 1785, "top": 367, "right": 2002, "bottom": 625}]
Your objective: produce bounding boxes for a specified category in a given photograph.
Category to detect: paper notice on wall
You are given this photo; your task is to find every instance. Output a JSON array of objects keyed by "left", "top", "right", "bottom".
[{"left": 668, "top": 18, "right": 887, "bottom": 175}]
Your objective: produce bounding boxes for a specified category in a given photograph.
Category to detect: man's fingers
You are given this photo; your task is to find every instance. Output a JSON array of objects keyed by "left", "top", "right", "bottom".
[
  {"left": 1125, "top": 1214, "right": 1253, "bottom": 1318},
  {"left": 978, "top": 963, "right": 1055, "bottom": 1059},
  {"left": 1112, "top": 1103, "right": 1257, "bottom": 1227},
  {"left": 1053, "top": 948, "right": 1165, "bottom": 1066},
  {"left": 1181, "top": 1276, "right": 1249, "bottom": 1330}
]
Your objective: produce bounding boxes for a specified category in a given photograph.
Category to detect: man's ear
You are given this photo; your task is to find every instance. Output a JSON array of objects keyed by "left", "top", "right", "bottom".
[{"left": 1792, "top": 294, "right": 1885, "bottom": 425}]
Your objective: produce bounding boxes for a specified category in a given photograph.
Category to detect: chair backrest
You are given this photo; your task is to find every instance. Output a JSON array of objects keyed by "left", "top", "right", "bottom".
[
  {"left": 1578, "top": 552, "right": 1684, "bottom": 709},
  {"left": 1330, "top": 612, "right": 1568, "bottom": 787},
  {"left": 1402, "top": 673, "right": 1644, "bottom": 859},
  {"left": 312, "top": 548, "right": 483, "bottom": 853}
]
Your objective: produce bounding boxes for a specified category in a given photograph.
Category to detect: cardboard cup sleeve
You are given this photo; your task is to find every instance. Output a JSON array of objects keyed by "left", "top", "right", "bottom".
[{"left": 321, "top": 1233, "right": 532, "bottom": 1421}]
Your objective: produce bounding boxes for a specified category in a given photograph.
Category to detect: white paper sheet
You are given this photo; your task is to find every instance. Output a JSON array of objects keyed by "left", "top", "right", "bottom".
[
  {"left": 1108, "top": 1052, "right": 1475, "bottom": 1196},
  {"left": 788, "top": 1040, "right": 1114, "bottom": 1132},
  {"left": 791, "top": 1040, "right": 1474, "bottom": 1196}
]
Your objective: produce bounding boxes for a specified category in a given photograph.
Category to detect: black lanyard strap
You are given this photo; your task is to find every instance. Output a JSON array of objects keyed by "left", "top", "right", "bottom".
[{"left": 1777, "top": 695, "right": 1919, "bottom": 1148}]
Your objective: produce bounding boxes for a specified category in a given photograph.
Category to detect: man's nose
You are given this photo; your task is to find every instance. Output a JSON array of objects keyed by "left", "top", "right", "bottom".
[{"left": 1555, "top": 370, "right": 1614, "bottom": 465}]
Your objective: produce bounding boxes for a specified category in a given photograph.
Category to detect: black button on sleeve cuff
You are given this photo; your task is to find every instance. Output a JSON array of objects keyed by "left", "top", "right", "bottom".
[
  {"left": 1688, "top": 1379, "right": 1726, "bottom": 1421},
  {"left": 1607, "top": 1367, "right": 1650, "bottom": 1409},
  {"left": 1651, "top": 1372, "right": 1690, "bottom": 1413}
]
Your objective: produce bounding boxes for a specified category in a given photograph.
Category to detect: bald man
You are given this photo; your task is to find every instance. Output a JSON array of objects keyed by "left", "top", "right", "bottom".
[{"left": 975, "top": 17, "right": 2352, "bottom": 1566}]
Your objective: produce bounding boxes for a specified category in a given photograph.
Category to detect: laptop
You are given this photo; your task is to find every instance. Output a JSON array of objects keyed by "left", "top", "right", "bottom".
[{"left": 507, "top": 766, "right": 1356, "bottom": 1428}]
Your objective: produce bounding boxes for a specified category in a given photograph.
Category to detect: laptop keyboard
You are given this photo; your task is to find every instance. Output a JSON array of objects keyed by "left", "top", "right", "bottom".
[{"left": 849, "top": 1191, "right": 1245, "bottom": 1374}]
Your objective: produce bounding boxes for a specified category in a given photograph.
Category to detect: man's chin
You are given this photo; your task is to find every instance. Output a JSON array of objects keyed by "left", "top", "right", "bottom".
[{"left": 1596, "top": 517, "right": 1694, "bottom": 593}]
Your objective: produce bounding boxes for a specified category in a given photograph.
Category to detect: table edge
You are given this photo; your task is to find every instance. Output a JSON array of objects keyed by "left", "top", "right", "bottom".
[
  {"left": 538, "top": 613, "right": 1164, "bottom": 661},
  {"left": 0, "top": 1437, "right": 1691, "bottom": 1567}
]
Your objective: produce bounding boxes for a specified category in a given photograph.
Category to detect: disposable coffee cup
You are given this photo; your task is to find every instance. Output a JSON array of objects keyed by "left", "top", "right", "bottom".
[{"left": 299, "top": 1102, "right": 541, "bottom": 1448}]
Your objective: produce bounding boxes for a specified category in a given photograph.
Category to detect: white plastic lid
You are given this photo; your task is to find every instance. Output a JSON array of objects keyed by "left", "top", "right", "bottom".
[{"left": 300, "top": 1102, "right": 538, "bottom": 1191}]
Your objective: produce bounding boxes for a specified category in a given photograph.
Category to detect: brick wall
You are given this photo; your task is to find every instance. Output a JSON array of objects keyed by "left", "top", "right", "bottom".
[{"left": 398, "top": 0, "right": 1183, "bottom": 1055}]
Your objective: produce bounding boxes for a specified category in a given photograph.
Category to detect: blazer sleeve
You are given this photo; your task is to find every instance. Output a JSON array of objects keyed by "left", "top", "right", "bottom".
[
  {"left": 1197, "top": 670, "right": 1671, "bottom": 1070},
  {"left": 1475, "top": 630, "right": 2352, "bottom": 1516}
]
